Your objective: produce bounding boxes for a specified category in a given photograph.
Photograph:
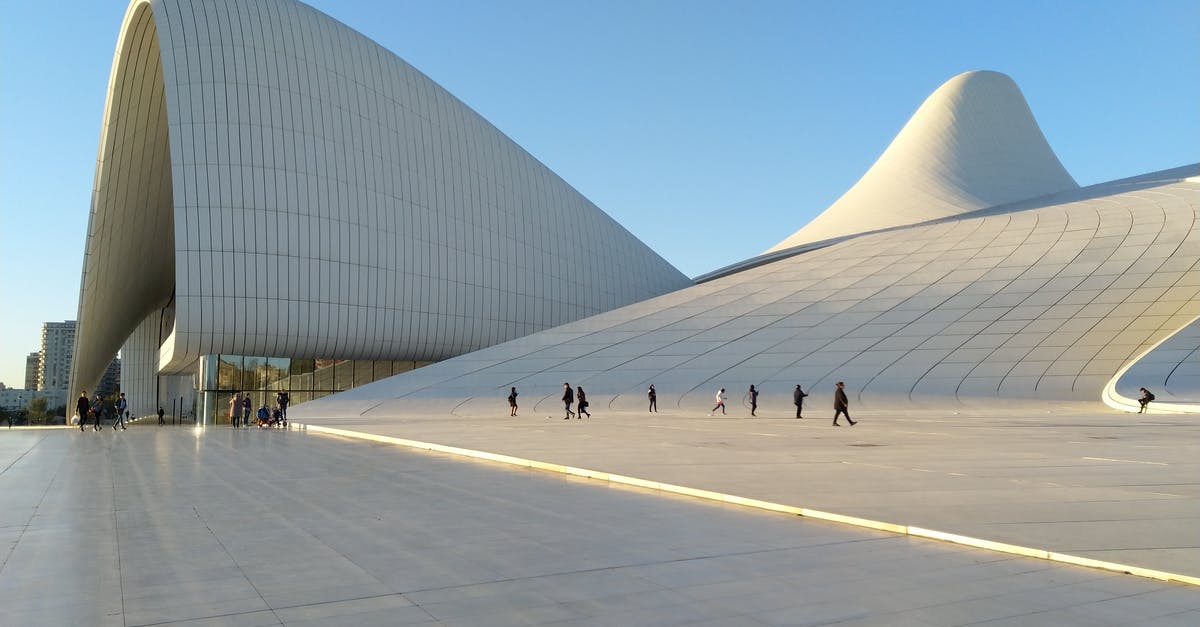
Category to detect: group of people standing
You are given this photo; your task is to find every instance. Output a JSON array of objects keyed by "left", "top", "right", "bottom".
[
  {"left": 228, "top": 391, "right": 290, "bottom": 428},
  {"left": 505, "top": 381, "right": 857, "bottom": 425}
]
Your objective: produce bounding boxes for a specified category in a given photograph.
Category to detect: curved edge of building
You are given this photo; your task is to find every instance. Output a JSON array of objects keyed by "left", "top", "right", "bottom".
[
  {"left": 69, "top": 0, "right": 691, "bottom": 413},
  {"left": 294, "top": 164, "right": 1200, "bottom": 421},
  {"left": 768, "top": 70, "right": 1079, "bottom": 252}
]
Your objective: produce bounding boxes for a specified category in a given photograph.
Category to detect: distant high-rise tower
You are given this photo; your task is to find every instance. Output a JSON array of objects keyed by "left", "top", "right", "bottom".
[
  {"left": 39, "top": 321, "right": 77, "bottom": 392},
  {"left": 97, "top": 359, "right": 122, "bottom": 399},
  {"left": 25, "top": 352, "right": 40, "bottom": 390}
]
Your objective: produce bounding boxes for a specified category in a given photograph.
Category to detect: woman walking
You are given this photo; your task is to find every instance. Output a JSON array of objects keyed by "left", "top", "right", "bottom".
[{"left": 576, "top": 386, "right": 590, "bottom": 418}]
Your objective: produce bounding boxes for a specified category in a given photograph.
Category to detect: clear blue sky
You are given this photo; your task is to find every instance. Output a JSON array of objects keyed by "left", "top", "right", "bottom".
[{"left": 1, "top": 0, "right": 1197, "bottom": 387}]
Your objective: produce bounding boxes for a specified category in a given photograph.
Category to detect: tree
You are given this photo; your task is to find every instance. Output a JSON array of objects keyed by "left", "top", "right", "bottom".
[{"left": 27, "top": 397, "right": 51, "bottom": 425}]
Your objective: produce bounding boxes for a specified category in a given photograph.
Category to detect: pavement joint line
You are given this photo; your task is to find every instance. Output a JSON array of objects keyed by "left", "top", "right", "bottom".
[{"left": 291, "top": 422, "right": 1200, "bottom": 588}]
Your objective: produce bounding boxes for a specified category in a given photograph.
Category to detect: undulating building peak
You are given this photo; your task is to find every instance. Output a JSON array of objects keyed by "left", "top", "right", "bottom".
[{"left": 767, "top": 70, "right": 1078, "bottom": 252}]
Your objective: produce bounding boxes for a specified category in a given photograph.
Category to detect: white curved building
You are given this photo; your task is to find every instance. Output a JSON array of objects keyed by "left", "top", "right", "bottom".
[
  {"left": 69, "top": 0, "right": 690, "bottom": 418},
  {"left": 295, "top": 72, "right": 1200, "bottom": 421},
  {"left": 768, "top": 71, "right": 1079, "bottom": 252}
]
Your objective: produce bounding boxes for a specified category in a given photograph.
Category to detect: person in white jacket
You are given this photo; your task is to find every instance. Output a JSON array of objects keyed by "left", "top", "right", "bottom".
[{"left": 711, "top": 388, "right": 727, "bottom": 415}]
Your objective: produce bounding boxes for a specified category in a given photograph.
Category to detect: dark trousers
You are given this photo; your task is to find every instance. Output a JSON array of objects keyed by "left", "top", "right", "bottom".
[
  {"left": 649, "top": 398, "right": 656, "bottom": 412},
  {"left": 834, "top": 408, "right": 851, "bottom": 423},
  {"left": 795, "top": 403, "right": 802, "bottom": 418}
]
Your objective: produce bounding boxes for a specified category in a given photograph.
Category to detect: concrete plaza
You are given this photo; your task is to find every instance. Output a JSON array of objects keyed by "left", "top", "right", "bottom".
[
  {"left": 1, "top": 412, "right": 1198, "bottom": 626},
  {"left": 296, "top": 404, "right": 1200, "bottom": 581}
]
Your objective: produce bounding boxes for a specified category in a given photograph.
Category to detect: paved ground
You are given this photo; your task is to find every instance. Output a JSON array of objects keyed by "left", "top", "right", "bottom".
[
  {"left": 294, "top": 405, "right": 1200, "bottom": 579},
  {"left": 1, "top": 425, "right": 1199, "bottom": 626}
]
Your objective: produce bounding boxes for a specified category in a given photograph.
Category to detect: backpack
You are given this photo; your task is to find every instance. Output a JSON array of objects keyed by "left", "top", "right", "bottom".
[{"left": 1147, "top": 392, "right": 1155, "bottom": 401}]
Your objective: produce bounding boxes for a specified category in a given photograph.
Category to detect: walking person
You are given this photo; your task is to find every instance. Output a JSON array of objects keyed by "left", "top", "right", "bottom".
[
  {"left": 833, "top": 381, "right": 856, "bottom": 426},
  {"left": 92, "top": 394, "right": 105, "bottom": 431},
  {"left": 576, "top": 386, "right": 590, "bottom": 418},
  {"left": 748, "top": 385, "right": 759, "bottom": 417},
  {"left": 647, "top": 384, "right": 657, "bottom": 413},
  {"left": 157, "top": 406, "right": 165, "bottom": 425},
  {"left": 113, "top": 393, "right": 128, "bottom": 430},
  {"left": 711, "top": 388, "right": 727, "bottom": 415},
  {"left": 77, "top": 391, "right": 90, "bottom": 432},
  {"left": 1138, "top": 387, "right": 1155, "bottom": 413},
  {"left": 508, "top": 387, "right": 519, "bottom": 416},
  {"left": 562, "top": 383, "right": 575, "bottom": 419},
  {"left": 229, "top": 392, "right": 241, "bottom": 428},
  {"left": 242, "top": 395, "right": 252, "bottom": 428},
  {"left": 793, "top": 384, "right": 808, "bottom": 419}
]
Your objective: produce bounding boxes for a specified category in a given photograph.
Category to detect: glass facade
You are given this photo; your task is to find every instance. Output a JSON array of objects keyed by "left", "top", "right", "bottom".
[{"left": 198, "top": 356, "right": 431, "bottom": 424}]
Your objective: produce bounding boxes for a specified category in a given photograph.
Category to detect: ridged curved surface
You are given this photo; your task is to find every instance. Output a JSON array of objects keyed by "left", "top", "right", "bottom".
[
  {"left": 768, "top": 71, "right": 1078, "bottom": 252},
  {"left": 294, "top": 165, "right": 1200, "bottom": 420},
  {"left": 69, "top": 0, "right": 690, "bottom": 407}
]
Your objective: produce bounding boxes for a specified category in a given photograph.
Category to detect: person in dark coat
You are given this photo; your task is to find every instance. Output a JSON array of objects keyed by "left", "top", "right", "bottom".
[
  {"left": 1138, "top": 388, "right": 1154, "bottom": 413},
  {"left": 748, "top": 385, "right": 759, "bottom": 417},
  {"left": 508, "top": 387, "right": 519, "bottom": 416},
  {"left": 92, "top": 394, "right": 105, "bottom": 431},
  {"left": 157, "top": 406, "right": 165, "bottom": 425},
  {"left": 793, "top": 384, "right": 808, "bottom": 419},
  {"left": 562, "top": 383, "right": 575, "bottom": 420},
  {"left": 647, "top": 384, "right": 657, "bottom": 412},
  {"left": 77, "top": 391, "right": 90, "bottom": 432},
  {"left": 833, "top": 381, "right": 856, "bottom": 426},
  {"left": 576, "top": 386, "right": 590, "bottom": 418}
]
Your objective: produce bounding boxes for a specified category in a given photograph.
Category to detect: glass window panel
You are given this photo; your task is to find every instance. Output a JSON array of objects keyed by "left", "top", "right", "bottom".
[
  {"left": 243, "top": 356, "right": 266, "bottom": 390},
  {"left": 218, "top": 355, "right": 243, "bottom": 390},
  {"left": 312, "top": 362, "right": 336, "bottom": 391},
  {"left": 266, "top": 357, "right": 290, "bottom": 387},
  {"left": 335, "top": 360, "right": 353, "bottom": 391},
  {"left": 354, "top": 361, "right": 373, "bottom": 387}
]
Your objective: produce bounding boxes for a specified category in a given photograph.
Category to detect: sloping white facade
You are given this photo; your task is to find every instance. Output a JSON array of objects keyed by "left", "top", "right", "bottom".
[
  {"left": 295, "top": 166, "right": 1200, "bottom": 420},
  {"left": 69, "top": 0, "right": 690, "bottom": 412},
  {"left": 294, "top": 72, "right": 1199, "bottom": 421},
  {"left": 768, "top": 71, "right": 1079, "bottom": 252}
]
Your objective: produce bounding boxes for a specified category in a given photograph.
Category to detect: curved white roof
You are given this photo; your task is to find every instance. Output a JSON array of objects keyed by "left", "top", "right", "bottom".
[
  {"left": 295, "top": 166, "right": 1200, "bottom": 419},
  {"left": 768, "top": 71, "right": 1078, "bottom": 252},
  {"left": 69, "top": 0, "right": 690, "bottom": 405}
]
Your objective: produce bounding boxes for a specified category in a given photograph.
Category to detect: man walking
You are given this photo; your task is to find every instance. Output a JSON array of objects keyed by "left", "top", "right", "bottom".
[
  {"left": 77, "top": 391, "right": 90, "bottom": 432},
  {"left": 793, "top": 384, "right": 808, "bottom": 419},
  {"left": 647, "top": 384, "right": 657, "bottom": 413},
  {"left": 562, "top": 383, "right": 575, "bottom": 420},
  {"left": 113, "top": 393, "right": 128, "bottom": 430},
  {"left": 157, "top": 406, "right": 165, "bottom": 425},
  {"left": 833, "top": 381, "right": 856, "bottom": 426},
  {"left": 748, "top": 385, "right": 759, "bottom": 417}
]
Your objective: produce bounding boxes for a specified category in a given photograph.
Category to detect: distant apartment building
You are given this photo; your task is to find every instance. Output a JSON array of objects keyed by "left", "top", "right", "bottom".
[
  {"left": 97, "top": 359, "right": 121, "bottom": 399},
  {"left": 25, "top": 352, "right": 40, "bottom": 390},
  {"left": 38, "top": 321, "right": 76, "bottom": 392}
]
